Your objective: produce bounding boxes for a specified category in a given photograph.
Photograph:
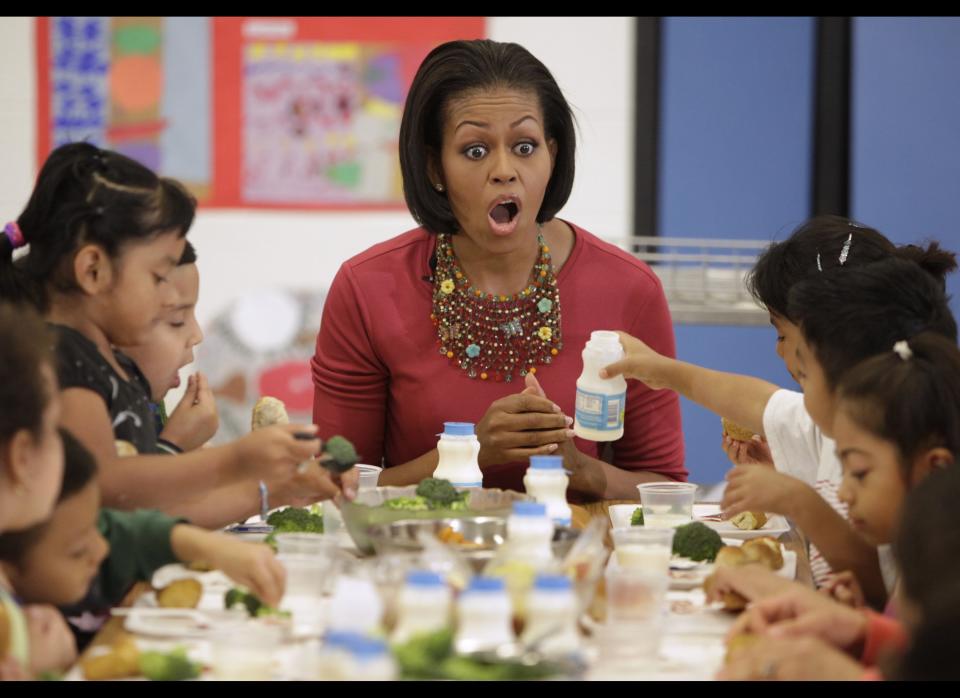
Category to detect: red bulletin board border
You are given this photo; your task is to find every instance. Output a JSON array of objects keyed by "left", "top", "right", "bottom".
[{"left": 36, "top": 16, "right": 486, "bottom": 211}]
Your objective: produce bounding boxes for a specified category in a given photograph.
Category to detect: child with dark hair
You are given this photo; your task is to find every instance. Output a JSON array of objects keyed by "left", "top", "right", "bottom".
[
  {"left": 717, "top": 338, "right": 960, "bottom": 680},
  {"left": 602, "top": 218, "right": 956, "bottom": 603},
  {"left": 0, "top": 303, "right": 75, "bottom": 678},
  {"left": 118, "top": 241, "right": 216, "bottom": 455},
  {"left": 0, "top": 429, "right": 286, "bottom": 650},
  {"left": 0, "top": 143, "right": 345, "bottom": 524},
  {"left": 893, "top": 464, "right": 960, "bottom": 680}
]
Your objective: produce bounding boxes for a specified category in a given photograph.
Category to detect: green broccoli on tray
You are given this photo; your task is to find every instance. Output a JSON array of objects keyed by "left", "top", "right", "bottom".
[
  {"left": 392, "top": 628, "right": 561, "bottom": 681},
  {"left": 139, "top": 646, "right": 202, "bottom": 681},
  {"left": 224, "top": 587, "right": 290, "bottom": 619},
  {"left": 265, "top": 506, "right": 324, "bottom": 534},
  {"left": 671, "top": 521, "right": 723, "bottom": 562},
  {"left": 382, "top": 478, "right": 470, "bottom": 512}
]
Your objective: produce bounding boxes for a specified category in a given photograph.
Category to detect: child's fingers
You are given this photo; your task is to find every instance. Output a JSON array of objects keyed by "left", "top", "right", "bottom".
[
  {"left": 600, "top": 359, "right": 630, "bottom": 378},
  {"left": 195, "top": 373, "right": 213, "bottom": 401},
  {"left": 336, "top": 467, "right": 360, "bottom": 500},
  {"left": 244, "top": 550, "right": 285, "bottom": 607}
]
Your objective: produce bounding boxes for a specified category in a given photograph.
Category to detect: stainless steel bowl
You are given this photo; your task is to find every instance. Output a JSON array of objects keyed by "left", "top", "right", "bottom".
[
  {"left": 367, "top": 517, "right": 580, "bottom": 571},
  {"left": 368, "top": 517, "right": 506, "bottom": 555}
]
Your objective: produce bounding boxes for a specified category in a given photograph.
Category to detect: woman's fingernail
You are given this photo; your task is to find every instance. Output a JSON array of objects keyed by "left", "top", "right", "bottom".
[
  {"left": 552, "top": 403, "right": 562, "bottom": 413},
  {"left": 547, "top": 444, "right": 558, "bottom": 452},
  {"left": 566, "top": 429, "right": 576, "bottom": 438},
  {"left": 564, "top": 415, "right": 574, "bottom": 427}
]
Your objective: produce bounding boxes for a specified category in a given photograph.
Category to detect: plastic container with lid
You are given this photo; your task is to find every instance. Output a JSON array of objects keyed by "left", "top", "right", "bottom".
[
  {"left": 507, "top": 501, "right": 555, "bottom": 560},
  {"left": 454, "top": 576, "right": 514, "bottom": 654},
  {"left": 432, "top": 421, "right": 483, "bottom": 487},
  {"left": 573, "top": 330, "right": 627, "bottom": 441},
  {"left": 391, "top": 570, "right": 452, "bottom": 644},
  {"left": 521, "top": 574, "right": 582, "bottom": 656},
  {"left": 523, "top": 455, "right": 572, "bottom": 526},
  {"left": 316, "top": 631, "right": 397, "bottom": 681}
]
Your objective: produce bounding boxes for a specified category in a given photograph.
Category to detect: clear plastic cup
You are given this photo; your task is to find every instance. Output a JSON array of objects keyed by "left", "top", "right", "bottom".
[
  {"left": 604, "top": 564, "right": 668, "bottom": 652},
  {"left": 355, "top": 464, "right": 382, "bottom": 490},
  {"left": 274, "top": 532, "right": 336, "bottom": 556},
  {"left": 279, "top": 553, "right": 336, "bottom": 636},
  {"left": 636, "top": 482, "right": 698, "bottom": 528},
  {"left": 610, "top": 527, "right": 675, "bottom": 574},
  {"left": 211, "top": 622, "right": 283, "bottom": 680}
]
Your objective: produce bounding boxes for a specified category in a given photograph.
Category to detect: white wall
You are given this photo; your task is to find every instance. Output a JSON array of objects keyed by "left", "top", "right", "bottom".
[
  {"left": 0, "top": 16, "right": 634, "bottom": 403},
  {"left": 1, "top": 17, "right": 634, "bottom": 319}
]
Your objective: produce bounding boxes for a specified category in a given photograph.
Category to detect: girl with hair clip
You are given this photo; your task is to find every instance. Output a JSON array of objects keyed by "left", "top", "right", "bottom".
[
  {"left": 0, "top": 143, "right": 354, "bottom": 527},
  {"left": 0, "top": 304, "right": 76, "bottom": 679},
  {"left": 601, "top": 219, "right": 957, "bottom": 606},
  {"left": 718, "top": 333, "right": 960, "bottom": 681}
]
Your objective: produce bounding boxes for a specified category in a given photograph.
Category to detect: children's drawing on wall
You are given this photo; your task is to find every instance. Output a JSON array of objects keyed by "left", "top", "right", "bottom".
[{"left": 38, "top": 16, "right": 484, "bottom": 210}]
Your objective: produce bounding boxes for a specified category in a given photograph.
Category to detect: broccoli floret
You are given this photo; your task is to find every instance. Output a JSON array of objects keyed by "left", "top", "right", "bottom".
[
  {"left": 139, "top": 647, "right": 201, "bottom": 681},
  {"left": 671, "top": 521, "right": 723, "bottom": 562},
  {"left": 225, "top": 587, "right": 289, "bottom": 619},
  {"left": 322, "top": 435, "right": 359, "bottom": 473},
  {"left": 266, "top": 506, "right": 323, "bottom": 534},
  {"left": 416, "top": 478, "right": 467, "bottom": 509},
  {"left": 392, "top": 628, "right": 454, "bottom": 680},
  {"left": 630, "top": 507, "right": 644, "bottom": 526},
  {"left": 440, "top": 656, "right": 557, "bottom": 681},
  {"left": 225, "top": 587, "right": 262, "bottom": 616},
  {"left": 384, "top": 496, "right": 430, "bottom": 511},
  {"left": 391, "top": 627, "right": 560, "bottom": 681}
]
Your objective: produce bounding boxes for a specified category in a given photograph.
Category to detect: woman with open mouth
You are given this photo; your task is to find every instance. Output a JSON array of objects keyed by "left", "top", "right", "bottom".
[{"left": 311, "top": 39, "right": 687, "bottom": 501}]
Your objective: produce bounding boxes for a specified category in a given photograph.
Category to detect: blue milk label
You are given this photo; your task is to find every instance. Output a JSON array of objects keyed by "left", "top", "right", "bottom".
[{"left": 575, "top": 388, "right": 626, "bottom": 431}]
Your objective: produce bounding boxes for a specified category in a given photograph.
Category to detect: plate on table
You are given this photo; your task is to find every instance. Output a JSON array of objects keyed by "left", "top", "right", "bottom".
[
  {"left": 122, "top": 608, "right": 247, "bottom": 639},
  {"left": 694, "top": 504, "right": 790, "bottom": 540},
  {"left": 719, "top": 537, "right": 798, "bottom": 580},
  {"left": 607, "top": 503, "right": 642, "bottom": 529}
]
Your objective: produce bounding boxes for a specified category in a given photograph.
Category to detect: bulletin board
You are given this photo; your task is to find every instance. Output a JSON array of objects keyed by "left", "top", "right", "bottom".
[{"left": 36, "top": 16, "right": 486, "bottom": 210}]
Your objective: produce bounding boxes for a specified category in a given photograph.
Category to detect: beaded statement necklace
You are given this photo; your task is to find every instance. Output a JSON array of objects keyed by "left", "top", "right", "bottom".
[{"left": 430, "top": 231, "right": 563, "bottom": 382}]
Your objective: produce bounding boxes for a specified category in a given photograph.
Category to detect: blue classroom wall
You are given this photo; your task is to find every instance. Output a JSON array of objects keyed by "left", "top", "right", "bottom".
[
  {"left": 658, "top": 17, "right": 815, "bottom": 484},
  {"left": 850, "top": 17, "right": 960, "bottom": 319},
  {"left": 673, "top": 326, "right": 795, "bottom": 483}
]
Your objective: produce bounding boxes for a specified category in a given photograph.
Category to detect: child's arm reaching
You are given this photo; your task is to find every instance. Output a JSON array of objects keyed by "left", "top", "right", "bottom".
[
  {"left": 59, "top": 387, "right": 322, "bottom": 512},
  {"left": 600, "top": 331, "right": 779, "bottom": 436},
  {"left": 163, "top": 463, "right": 357, "bottom": 530},
  {"left": 170, "top": 526, "right": 285, "bottom": 608},
  {"left": 722, "top": 465, "right": 888, "bottom": 608}
]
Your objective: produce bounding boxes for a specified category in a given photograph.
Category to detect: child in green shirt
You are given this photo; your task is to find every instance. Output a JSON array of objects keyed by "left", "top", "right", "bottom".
[{"left": 0, "top": 429, "right": 286, "bottom": 649}]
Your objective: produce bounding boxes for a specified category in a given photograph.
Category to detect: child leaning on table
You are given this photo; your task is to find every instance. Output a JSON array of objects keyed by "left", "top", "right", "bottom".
[{"left": 0, "top": 429, "right": 286, "bottom": 652}]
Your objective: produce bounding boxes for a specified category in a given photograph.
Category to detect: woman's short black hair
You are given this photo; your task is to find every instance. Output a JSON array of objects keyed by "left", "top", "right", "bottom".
[{"left": 399, "top": 39, "right": 576, "bottom": 235}]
